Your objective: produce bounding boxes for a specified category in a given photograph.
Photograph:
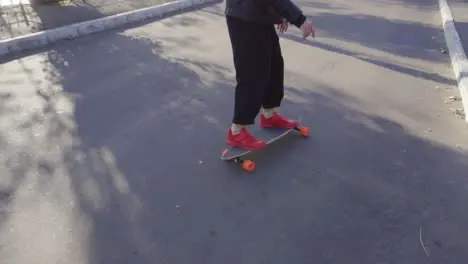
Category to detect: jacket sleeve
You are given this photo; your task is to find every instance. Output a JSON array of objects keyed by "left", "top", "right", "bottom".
[{"left": 269, "top": 0, "right": 306, "bottom": 28}]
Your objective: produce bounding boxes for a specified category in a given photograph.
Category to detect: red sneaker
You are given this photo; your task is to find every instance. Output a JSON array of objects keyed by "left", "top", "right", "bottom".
[
  {"left": 260, "top": 112, "right": 299, "bottom": 129},
  {"left": 227, "top": 128, "right": 267, "bottom": 150}
]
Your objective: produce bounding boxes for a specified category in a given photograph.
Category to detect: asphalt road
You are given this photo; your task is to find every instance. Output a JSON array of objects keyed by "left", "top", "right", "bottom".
[{"left": 1, "top": 0, "right": 468, "bottom": 263}]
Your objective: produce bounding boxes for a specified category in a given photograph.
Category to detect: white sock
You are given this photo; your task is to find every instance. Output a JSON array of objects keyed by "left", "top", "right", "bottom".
[
  {"left": 231, "top": 124, "right": 243, "bottom": 135},
  {"left": 262, "top": 107, "right": 278, "bottom": 119}
]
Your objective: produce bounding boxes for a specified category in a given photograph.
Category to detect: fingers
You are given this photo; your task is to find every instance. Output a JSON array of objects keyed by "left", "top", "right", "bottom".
[
  {"left": 302, "top": 25, "right": 315, "bottom": 39},
  {"left": 299, "top": 19, "right": 316, "bottom": 39},
  {"left": 277, "top": 21, "right": 288, "bottom": 34}
]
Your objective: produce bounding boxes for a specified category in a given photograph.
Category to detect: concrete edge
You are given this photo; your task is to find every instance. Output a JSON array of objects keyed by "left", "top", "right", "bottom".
[
  {"left": 0, "top": 0, "right": 221, "bottom": 56},
  {"left": 439, "top": 0, "right": 468, "bottom": 122}
]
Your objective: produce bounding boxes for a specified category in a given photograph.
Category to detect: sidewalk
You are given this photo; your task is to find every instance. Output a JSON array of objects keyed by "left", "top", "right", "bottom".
[
  {"left": 448, "top": 0, "right": 468, "bottom": 54},
  {"left": 440, "top": 0, "right": 468, "bottom": 121},
  {"left": 0, "top": 0, "right": 175, "bottom": 40}
]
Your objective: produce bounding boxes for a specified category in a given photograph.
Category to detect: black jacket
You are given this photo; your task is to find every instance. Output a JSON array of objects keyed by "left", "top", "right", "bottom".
[{"left": 225, "top": 0, "right": 306, "bottom": 28}]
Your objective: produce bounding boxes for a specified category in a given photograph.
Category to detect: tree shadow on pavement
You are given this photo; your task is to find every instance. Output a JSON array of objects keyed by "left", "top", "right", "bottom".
[
  {"left": 202, "top": 4, "right": 454, "bottom": 86},
  {"left": 241, "top": 81, "right": 468, "bottom": 264},
  {"left": 299, "top": 1, "right": 347, "bottom": 11},
  {"left": 0, "top": 6, "right": 232, "bottom": 264},
  {"left": 308, "top": 12, "right": 446, "bottom": 63},
  {"left": 1, "top": 6, "right": 468, "bottom": 264},
  {"left": 373, "top": 0, "right": 439, "bottom": 8},
  {"left": 281, "top": 33, "right": 457, "bottom": 86}
]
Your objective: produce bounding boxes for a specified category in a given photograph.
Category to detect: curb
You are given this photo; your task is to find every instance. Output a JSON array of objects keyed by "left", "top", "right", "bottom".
[
  {"left": 439, "top": 0, "right": 468, "bottom": 122},
  {"left": 0, "top": 0, "right": 221, "bottom": 56}
]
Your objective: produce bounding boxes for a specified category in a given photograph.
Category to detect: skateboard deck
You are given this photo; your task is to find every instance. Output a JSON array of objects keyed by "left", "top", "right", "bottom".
[{"left": 220, "top": 116, "right": 309, "bottom": 172}]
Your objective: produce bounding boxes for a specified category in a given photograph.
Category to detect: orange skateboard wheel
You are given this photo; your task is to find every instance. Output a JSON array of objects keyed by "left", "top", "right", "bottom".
[
  {"left": 242, "top": 160, "right": 256, "bottom": 172},
  {"left": 299, "top": 126, "right": 310, "bottom": 137}
]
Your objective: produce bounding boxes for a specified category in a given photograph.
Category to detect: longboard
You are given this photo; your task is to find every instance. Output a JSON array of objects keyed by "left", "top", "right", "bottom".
[{"left": 220, "top": 116, "right": 309, "bottom": 172}]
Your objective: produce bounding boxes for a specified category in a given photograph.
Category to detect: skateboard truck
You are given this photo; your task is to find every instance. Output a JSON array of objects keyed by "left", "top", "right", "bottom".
[
  {"left": 222, "top": 149, "right": 256, "bottom": 172},
  {"left": 294, "top": 125, "right": 310, "bottom": 137}
]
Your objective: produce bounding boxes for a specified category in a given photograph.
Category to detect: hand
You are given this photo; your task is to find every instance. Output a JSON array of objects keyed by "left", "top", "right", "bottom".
[
  {"left": 277, "top": 18, "right": 289, "bottom": 34},
  {"left": 300, "top": 19, "right": 315, "bottom": 39}
]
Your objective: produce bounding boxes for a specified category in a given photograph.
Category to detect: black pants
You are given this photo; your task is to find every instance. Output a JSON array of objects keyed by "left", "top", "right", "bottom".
[{"left": 226, "top": 16, "right": 284, "bottom": 125}]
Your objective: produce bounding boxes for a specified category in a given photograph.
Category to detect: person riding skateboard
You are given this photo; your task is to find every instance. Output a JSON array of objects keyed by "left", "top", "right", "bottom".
[{"left": 225, "top": 0, "right": 315, "bottom": 150}]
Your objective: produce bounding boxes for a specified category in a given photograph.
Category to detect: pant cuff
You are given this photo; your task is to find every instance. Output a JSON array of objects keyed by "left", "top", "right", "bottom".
[
  {"left": 262, "top": 103, "right": 281, "bottom": 109},
  {"left": 232, "top": 118, "right": 255, "bottom": 126}
]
